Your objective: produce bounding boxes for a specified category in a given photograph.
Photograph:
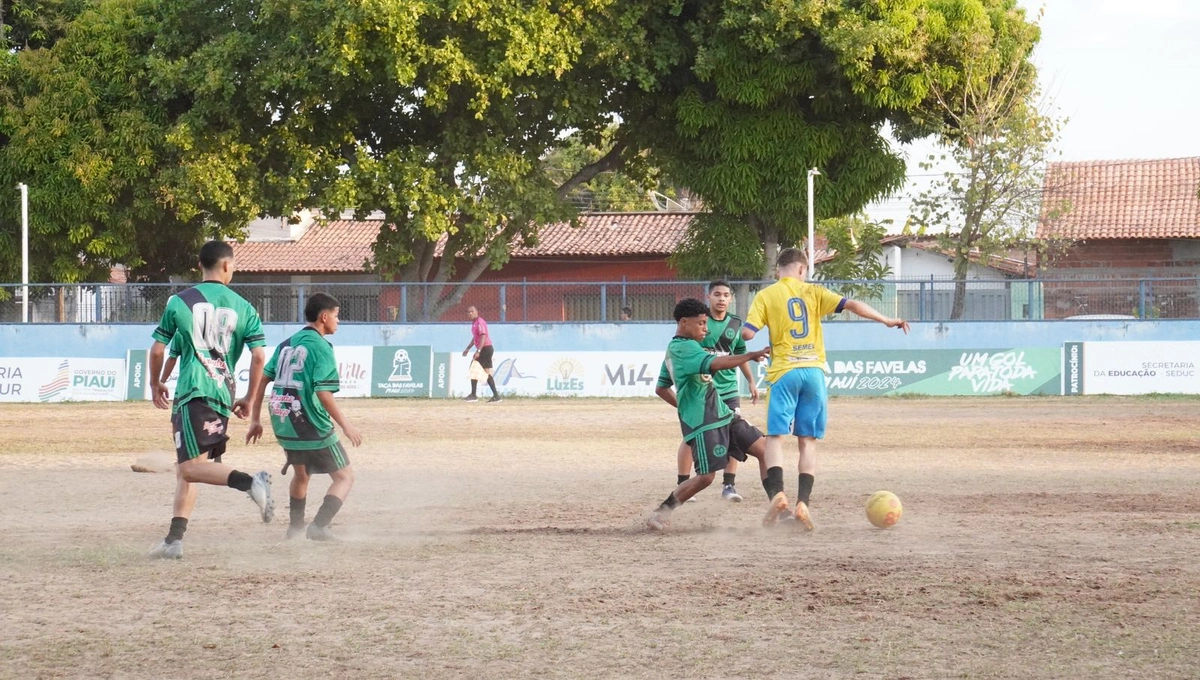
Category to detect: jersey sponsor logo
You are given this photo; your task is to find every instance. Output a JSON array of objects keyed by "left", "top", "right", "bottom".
[
  {"left": 269, "top": 393, "right": 301, "bottom": 418},
  {"left": 201, "top": 419, "right": 225, "bottom": 436},
  {"left": 389, "top": 349, "right": 413, "bottom": 382},
  {"left": 724, "top": 328, "right": 736, "bottom": 340}
]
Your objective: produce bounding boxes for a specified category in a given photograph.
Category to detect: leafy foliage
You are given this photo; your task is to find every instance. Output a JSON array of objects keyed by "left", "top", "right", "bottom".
[{"left": 910, "top": 6, "right": 1065, "bottom": 318}]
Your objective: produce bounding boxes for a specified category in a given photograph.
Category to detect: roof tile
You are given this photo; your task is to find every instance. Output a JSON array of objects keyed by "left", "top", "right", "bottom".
[{"left": 1038, "top": 157, "right": 1200, "bottom": 240}]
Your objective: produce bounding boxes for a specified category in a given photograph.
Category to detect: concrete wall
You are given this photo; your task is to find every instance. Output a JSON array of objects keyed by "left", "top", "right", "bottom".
[{"left": 3, "top": 319, "right": 1199, "bottom": 360}]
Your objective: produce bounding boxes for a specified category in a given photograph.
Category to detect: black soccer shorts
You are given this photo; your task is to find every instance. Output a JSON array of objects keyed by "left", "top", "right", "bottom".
[
  {"left": 688, "top": 415, "right": 763, "bottom": 476},
  {"left": 477, "top": 345, "right": 495, "bottom": 370},
  {"left": 284, "top": 441, "right": 351, "bottom": 475},
  {"left": 171, "top": 399, "right": 230, "bottom": 464}
]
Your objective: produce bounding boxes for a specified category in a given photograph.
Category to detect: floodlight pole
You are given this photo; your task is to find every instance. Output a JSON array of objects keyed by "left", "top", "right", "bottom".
[
  {"left": 806, "top": 168, "right": 821, "bottom": 281},
  {"left": 19, "top": 183, "right": 29, "bottom": 323}
]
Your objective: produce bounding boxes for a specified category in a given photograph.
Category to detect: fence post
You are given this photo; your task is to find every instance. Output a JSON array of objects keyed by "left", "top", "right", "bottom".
[
  {"left": 621, "top": 276, "right": 627, "bottom": 307},
  {"left": 918, "top": 281, "right": 926, "bottom": 321},
  {"left": 296, "top": 286, "right": 306, "bottom": 323},
  {"left": 499, "top": 285, "right": 507, "bottom": 322},
  {"left": 600, "top": 284, "right": 607, "bottom": 322},
  {"left": 95, "top": 285, "right": 103, "bottom": 322},
  {"left": 1138, "top": 279, "right": 1147, "bottom": 319},
  {"left": 400, "top": 285, "right": 407, "bottom": 323},
  {"left": 522, "top": 278, "right": 528, "bottom": 322}
]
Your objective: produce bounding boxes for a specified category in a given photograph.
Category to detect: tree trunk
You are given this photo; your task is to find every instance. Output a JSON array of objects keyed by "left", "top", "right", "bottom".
[
  {"left": 950, "top": 249, "right": 971, "bottom": 320},
  {"left": 56, "top": 287, "right": 66, "bottom": 323},
  {"left": 424, "top": 254, "right": 494, "bottom": 321},
  {"left": 755, "top": 214, "right": 779, "bottom": 281}
]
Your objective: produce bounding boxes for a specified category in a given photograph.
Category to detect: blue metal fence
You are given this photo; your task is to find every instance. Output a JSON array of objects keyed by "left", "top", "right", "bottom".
[{"left": 1, "top": 277, "right": 1197, "bottom": 323}]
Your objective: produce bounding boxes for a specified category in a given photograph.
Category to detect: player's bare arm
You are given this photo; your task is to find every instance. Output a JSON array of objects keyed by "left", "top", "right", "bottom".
[
  {"left": 462, "top": 338, "right": 475, "bottom": 357},
  {"left": 244, "top": 372, "right": 270, "bottom": 444},
  {"left": 843, "top": 299, "right": 911, "bottom": 334},
  {"left": 739, "top": 362, "right": 759, "bottom": 404},
  {"left": 655, "top": 385, "right": 678, "bottom": 408},
  {"left": 233, "top": 345, "right": 267, "bottom": 420},
  {"left": 709, "top": 346, "right": 769, "bottom": 372},
  {"left": 149, "top": 341, "right": 170, "bottom": 410},
  {"left": 318, "top": 390, "right": 363, "bottom": 447}
]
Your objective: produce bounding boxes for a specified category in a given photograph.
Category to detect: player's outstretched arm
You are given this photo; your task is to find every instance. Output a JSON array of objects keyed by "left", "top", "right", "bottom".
[
  {"left": 843, "top": 300, "right": 911, "bottom": 334},
  {"left": 318, "top": 391, "right": 363, "bottom": 447},
  {"left": 710, "top": 346, "right": 770, "bottom": 372}
]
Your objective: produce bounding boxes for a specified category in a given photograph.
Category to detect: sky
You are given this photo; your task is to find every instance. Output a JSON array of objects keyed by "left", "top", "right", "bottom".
[{"left": 862, "top": 0, "right": 1200, "bottom": 226}]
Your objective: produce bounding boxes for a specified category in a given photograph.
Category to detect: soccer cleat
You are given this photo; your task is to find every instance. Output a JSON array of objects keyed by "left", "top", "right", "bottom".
[
  {"left": 148, "top": 539, "right": 183, "bottom": 560},
  {"left": 464, "top": 395, "right": 479, "bottom": 402},
  {"left": 793, "top": 501, "right": 815, "bottom": 531},
  {"left": 286, "top": 524, "right": 305, "bottom": 540},
  {"left": 487, "top": 395, "right": 503, "bottom": 403},
  {"left": 646, "top": 509, "right": 672, "bottom": 532},
  {"left": 306, "top": 523, "right": 337, "bottom": 541},
  {"left": 721, "top": 484, "right": 743, "bottom": 503},
  {"left": 248, "top": 471, "right": 275, "bottom": 524},
  {"left": 762, "top": 492, "right": 790, "bottom": 527}
]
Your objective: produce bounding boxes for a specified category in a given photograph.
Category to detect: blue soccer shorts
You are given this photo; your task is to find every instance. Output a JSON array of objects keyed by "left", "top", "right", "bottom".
[{"left": 765, "top": 367, "right": 828, "bottom": 438}]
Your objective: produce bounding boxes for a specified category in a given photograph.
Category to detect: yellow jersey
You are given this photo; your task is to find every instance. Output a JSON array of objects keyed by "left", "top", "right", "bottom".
[{"left": 745, "top": 277, "right": 846, "bottom": 382}]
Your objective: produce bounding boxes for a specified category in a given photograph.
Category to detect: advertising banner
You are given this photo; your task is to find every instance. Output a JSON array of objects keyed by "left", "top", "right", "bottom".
[
  {"left": 371, "top": 346, "right": 433, "bottom": 397},
  {"left": 0, "top": 357, "right": 125, "bottom": 403},
  {"left": 740, "top": 348, "right": 1062, "bottom": 397},
  {"left": 431, "top": 352, "right": 452, "bottom": 398},
  {"left": 128, "top": 345, "right": 377, "bottom": 400},
  {"left": 482, "top": 351, "right": 666, "bottom": 398},
  {"left": 1069, "top": 341, "right": 1200, "bottom": 395}
]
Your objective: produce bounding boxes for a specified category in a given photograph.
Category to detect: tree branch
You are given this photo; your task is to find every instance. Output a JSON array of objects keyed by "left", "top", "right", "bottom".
[{"left": 555, "top": 140, "right": 627, "bottom": 199}]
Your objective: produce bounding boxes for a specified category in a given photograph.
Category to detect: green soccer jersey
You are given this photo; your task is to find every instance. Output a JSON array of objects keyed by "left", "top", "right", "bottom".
[
  {"left": 656, "top": 336, "right": 733, "bottom": 442},
  {"left": 151, "top": 282, "right": 266, "bottom": 416},
  {"left": 703, "top": 313, "right": 747, "bottom": 399},
  {"left": 263, "top": 327, "right": 341, "bottom": 451}
]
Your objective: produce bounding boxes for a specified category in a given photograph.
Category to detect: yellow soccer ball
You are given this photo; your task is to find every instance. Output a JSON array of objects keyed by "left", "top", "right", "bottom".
[{"left": 866, "top": 491, "right": 902, "bottom": 528}]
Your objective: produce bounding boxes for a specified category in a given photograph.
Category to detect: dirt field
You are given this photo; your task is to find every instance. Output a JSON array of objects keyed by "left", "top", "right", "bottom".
[{"left": 2, "top": 396, "right": 1199, "bottom": 679}]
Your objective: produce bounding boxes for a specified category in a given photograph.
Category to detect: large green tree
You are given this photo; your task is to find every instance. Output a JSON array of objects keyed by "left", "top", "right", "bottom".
[
  {"left": 910, "top": 7, "right": 1064, "bottom": 319},
  {"left": 633, "top": 0, "right": 1042, "bottom": 280}
]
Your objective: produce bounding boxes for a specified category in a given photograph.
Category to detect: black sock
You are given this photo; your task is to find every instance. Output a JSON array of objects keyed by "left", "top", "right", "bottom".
[
  {"left": 798, "top": 473, "right": 815, "bottom": 505},
  {"left": 723, "top": 472, "right": 736, "bottom": 487},
  {"left": 313, "top": 495, "right": 344, "bottom": 528},
  {"left": 165, "top": 517, "right": 188, "bottom": 543},
  {"left": 289, "top": 497, "right": 306, "bottom": 527},
  {"left": 486, "top": 375, "right": 498, "bottom": 396},
  {"left": 677, "top": 474, "right": 689, "bottom": 485},
  {"left": 762, "top": 466, "right": 784, "bottom": 499},
  {"left": 469, "top": 380, "right": 478, "bottom": 397},
  {"left": 659, "top": 493, "right": 680, "bottom": 511},
  {"left": 227, "top": 470, "right": 253, "bottom": 492}
]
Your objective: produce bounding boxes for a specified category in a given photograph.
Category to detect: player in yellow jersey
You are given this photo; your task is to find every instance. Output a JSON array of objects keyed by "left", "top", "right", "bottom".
[{"left": 742, "top": 247, "right": 910, "bottom": 529}]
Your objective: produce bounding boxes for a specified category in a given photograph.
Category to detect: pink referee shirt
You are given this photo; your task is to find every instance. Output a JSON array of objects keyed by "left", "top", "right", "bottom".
[{"left": 472, "top": 317, "right": 491, "bottom": 349}]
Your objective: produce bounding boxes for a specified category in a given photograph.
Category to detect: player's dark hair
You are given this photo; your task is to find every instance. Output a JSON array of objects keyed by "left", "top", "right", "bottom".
[
  {"left": 305, "top": 292, "right": 340, "bottom": 323},
  {"left": 198, "top": 240, "right": 234, "bottom": 270},
  {"left": 673, "top": 297, "right": 709, "bottom": 321},
  {"left": 708, "top": 280, "right": 731, "bottom": 293},
  {"left": 620, "top": 305, "right": 633, "bottom": 317},
  {"left": 777, "top": 247, "right": 806, "bottom": 268}
]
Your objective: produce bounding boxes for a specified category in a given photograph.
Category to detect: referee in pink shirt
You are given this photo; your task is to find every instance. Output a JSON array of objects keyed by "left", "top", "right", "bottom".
[{"left": 462, "top": 306, "right": 501, "bottom": 403}]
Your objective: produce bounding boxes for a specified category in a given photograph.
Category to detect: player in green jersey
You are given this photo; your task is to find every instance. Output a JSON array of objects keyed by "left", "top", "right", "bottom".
[
  {"left": 648, "top": 298, "right": 781, "bottom": 531},
  {"left": 673, "top": 281, "right": 760, "bottom": 502},
  {"left": 247, "top": 293, "right": 363, "bottom": 541},
  {"left": 147, "top": 241, "right": 274, "bottom": 560}
]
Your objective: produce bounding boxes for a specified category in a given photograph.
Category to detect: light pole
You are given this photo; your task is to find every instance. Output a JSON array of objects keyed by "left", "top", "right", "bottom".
[
  {"left": 19, "top": 183, "right": 28, "bottom": 323},
  {"left": 806, "top": 168, "right": 820, "bottom": 280}
]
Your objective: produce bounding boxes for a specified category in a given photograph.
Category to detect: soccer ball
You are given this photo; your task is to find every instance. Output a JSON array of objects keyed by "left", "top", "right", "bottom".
[{"left": 866, "top": 491, "right": 902, "bottom": 528}]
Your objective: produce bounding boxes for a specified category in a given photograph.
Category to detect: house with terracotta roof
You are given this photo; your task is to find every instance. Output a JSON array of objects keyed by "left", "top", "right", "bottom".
[
  {"left": 230, "top": 212, "right": 700, "bottom": 321},
  {"left": 1037, "top": 157, "right": 1200, "bottom": 318}
]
